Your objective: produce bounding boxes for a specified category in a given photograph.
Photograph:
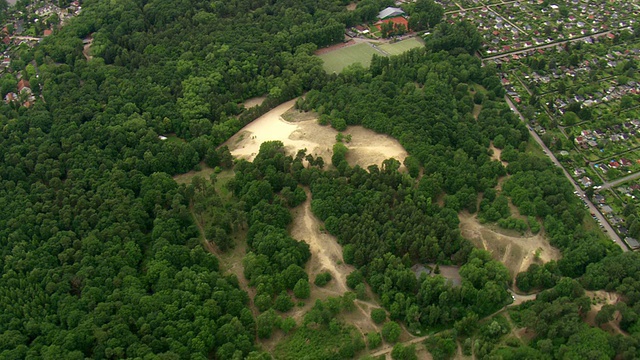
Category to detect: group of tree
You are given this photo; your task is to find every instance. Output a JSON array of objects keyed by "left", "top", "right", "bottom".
[{"left": 0, "top": 0, "right": 360, "bottom": 357}]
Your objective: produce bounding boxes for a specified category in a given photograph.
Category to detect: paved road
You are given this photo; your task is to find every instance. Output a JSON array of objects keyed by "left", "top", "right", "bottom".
[
  {"left": 601, "top": 171, "right": 640, "bottom": 190},
  {"left": 483, "top": 31, "right": 612, "bottom": 61},
  {"left": 12, "top": 36, "right": 43, "bottom": 41},
  {"left": 505, "top": 96, "right": 628, "bottom": 252}
]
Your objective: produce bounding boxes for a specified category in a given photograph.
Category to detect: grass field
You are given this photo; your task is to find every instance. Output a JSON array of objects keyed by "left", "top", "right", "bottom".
[
  {"left": 318, "top": 43, "right": 379, "bottom": 73},
  {"left": 377, "top": 37, "right": 424, "bottom": 55}
]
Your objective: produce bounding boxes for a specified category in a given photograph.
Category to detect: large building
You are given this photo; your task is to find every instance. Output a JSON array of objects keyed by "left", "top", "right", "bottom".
[{"left": 377, "top": 7, "right": 405, "bottom": 20}]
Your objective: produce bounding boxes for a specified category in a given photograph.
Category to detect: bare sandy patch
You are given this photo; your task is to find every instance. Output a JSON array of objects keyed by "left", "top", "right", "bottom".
[
  {"left": 242, "top": 96, "right": 267, "bottom": 109},
  {"left": 290, "top": 188, "right": 354, "bottom": 293},
  {"left": 346, "top": 2, "right": 357, "bottom": 10},
  {"left": 276, "top": 187, "right": 384, "bottom": 339},
  {"left": 458, "top": 211, "right": 561, "bottom": 283},
  {"left": 224, "top": 99, "right": 408, "bottom": 170},
  {"left": 489, "top": 143, "right": 508, "bottom": 167},
  {"left": 584, "top": 290, "right": 626, "bottom": 335},
  {"left": 472, "top": 104, "right": 482, "bottom": 120}
]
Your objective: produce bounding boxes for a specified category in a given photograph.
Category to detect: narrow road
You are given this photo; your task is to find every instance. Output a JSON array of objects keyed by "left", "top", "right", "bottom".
[
  {"left": 601, "top": 172, "right": 640, "bottom": 190},
  {"left": 12, "top": 36, "right": 42, "bottom": 41},
  {"left": 483, "top": 31, "right": 612, "bottom": 61},
  {"left": 505, "top": 96, "right": 628, "bottom": 252}
]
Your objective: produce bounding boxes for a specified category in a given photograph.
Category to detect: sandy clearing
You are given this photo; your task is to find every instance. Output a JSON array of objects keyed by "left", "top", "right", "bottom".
[
  {"left": 584, "top": 290, "right": 626, "bottom": 335},
  {"left": 242, "top": 96, "right": 267, "bottom": 109},
  {"left": 346, "top": 2, "right": 357, "bottom": 10},
  {"left": 290, "top": 188, "right": 354, "bottom": 293},
  {"left": 489, "top": 143, "right": 508, "bottom": 167},
  {"left": 458, "top": 211, "right": 561, "bottom": 283},
  {"left": 83, "top": 37, "right": 93, "bottom": 60},
  {"left": 225, "top": 99, "right": 408, "bottom": 170}
]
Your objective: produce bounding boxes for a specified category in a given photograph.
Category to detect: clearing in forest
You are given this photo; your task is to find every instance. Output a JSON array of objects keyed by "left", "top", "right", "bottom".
[
  {"left": 377, "top": 37, "right": 424, "bottom": 56},
  {"left": 458, "top": 211, "right": 561, "bottom": 283},
  {"left": 224, "top": 99, "right": 408, "bottom": 169},
  {"left": 318, "top": 42, "right": 379, "bottom": 73},
  {"left": 585, "top": 290, "right": 626, "bottom": 336}
]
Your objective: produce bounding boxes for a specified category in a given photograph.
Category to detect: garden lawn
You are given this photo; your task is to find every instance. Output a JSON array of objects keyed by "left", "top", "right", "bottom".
[{"left": 318, "top": 43, "right": 379, "bottom": 73}]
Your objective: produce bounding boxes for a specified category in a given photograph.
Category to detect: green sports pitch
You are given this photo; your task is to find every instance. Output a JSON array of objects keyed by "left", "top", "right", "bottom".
[
  {"left": 318, "top": 43, "right": 379, "bottom": 73},
  {"left": 318, "top": 38, "right": 425, "bottom": 73},
  {"left": 377, "top": 37, "right": 424, "bottom": 56}
]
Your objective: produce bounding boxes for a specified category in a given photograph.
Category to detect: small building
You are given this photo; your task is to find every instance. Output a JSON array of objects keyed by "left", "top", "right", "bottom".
[
  {"left": 601, "top": 205, "right": 613, "bottom": 214},
  {"left": 625, "top": 237, "right": 640, "bottom": 250},
  {"left": 17, "top": 79, "right": 31, "bottom": 94}
]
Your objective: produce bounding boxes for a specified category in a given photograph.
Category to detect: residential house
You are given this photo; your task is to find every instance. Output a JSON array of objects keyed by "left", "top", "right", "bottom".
[
  {"left": 580, "top": 176, "right": 594, "bottom": 187},
  {"left": 625, "top": 237, "right": 640, "bottom": 250},
  {"left": 601, "top": 205, "right": 613, "bottom": 214},
  {"left": 17, "top": 79, "right": 31, "bottom": 94},
  {"left": 4, "top": 92, "right": 17, "bottom": 104}
]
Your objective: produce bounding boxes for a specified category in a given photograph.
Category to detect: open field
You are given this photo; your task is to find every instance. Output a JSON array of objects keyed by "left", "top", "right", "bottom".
[
  {"left": 318, "top": 42, "right": 379, "bottom": 73},
  {"left": 377, "top": 37, "right": 424, "bottom": 55},
  {"left": 458, "top": 211, "right": 561, "bottom": 283},
  {"left": 224, "top": 99, "right": 408, "bottom": 169}
]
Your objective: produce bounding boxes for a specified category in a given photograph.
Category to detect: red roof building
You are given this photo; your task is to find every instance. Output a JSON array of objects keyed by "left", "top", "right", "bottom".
[
  {"left": 17, "top": 79, "right": 30, "bottom": 93},
  {"left": 375, "top": 16, "right": 410, "bottom": 32},
  {"left": 43, "top": 29, "right": 52, "bottom": 36}
]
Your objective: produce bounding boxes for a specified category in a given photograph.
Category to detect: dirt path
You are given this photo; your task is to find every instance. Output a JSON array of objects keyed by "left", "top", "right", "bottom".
[
  {"left": 489, "top": 143, "right": 508, "bottom": 167},
  {"left": 290, "top": 188, "right": 353, "bottom": 293},
  {"left": 458, "top": 211, "right": 561, "bottom": 281},
  {"left": 82, "top": 37, "right": 93, "bottom": 60}
]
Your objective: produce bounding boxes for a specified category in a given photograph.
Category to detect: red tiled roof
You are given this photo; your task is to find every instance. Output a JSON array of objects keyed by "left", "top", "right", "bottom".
[{"left": 375, "top": 16, "right": 410, "bottom": 32}]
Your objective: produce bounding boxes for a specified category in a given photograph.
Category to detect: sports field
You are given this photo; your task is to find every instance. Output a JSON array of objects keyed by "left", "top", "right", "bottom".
[
  {"left": 318, "top": 43, "right": 379, "bottom": 73},
  {"left": 378, "top": 37, "right": 424, "bottom": 55}
]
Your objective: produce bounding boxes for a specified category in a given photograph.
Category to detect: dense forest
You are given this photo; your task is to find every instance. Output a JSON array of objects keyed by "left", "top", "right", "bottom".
[{"left": 3, "top": 0, "right": 640, "bottom": 358}]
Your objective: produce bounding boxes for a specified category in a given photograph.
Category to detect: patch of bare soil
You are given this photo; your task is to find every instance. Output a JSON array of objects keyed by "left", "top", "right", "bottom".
[
  {"left": 83, "top": 37, "right": 93, "bottom": 60},
  {"left": 472, "top": 104, "right": 482, "bottom": 120},
  {"left": 290, "top": 188, "right": 353, "bottom": 293},
  {"left": 346, "top": 2, "right": 357, "bottom": 10},
  {"left": 172, "top": 163, "right": 217, "bottom": 185},
  {"left": 224, "top": 99, "right": 408, "bottom": 170},
  {"left": 314, "top": 39, "right": 356, "bottom": 55},
  {"left": 458, "top": 211, "right": 561, "bottom": 282},
  {"left": 489, "top": 143, "right": 508, "bottom": 167},
  {"left": 428, "top": 265, "right": 462, "bottom": 287},
  {"left": 585, "top": 290, "right": 626, "bottom": 335},
  {"left": 242, "top": 96, "right": 267, "bottom": 109},
  {"left": 268, "top": 188, "right": 384, "bottom": 341}
]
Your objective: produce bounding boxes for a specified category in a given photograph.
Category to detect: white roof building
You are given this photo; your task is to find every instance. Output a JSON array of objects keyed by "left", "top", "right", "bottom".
[{"left": 378, "top": 7, "right": 405, "bottom": 19}]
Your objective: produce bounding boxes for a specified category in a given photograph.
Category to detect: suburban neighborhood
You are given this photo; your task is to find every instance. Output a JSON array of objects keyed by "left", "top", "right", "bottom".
[{"left": 0, "top": 0, "right": 82, "bottom": 107}]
